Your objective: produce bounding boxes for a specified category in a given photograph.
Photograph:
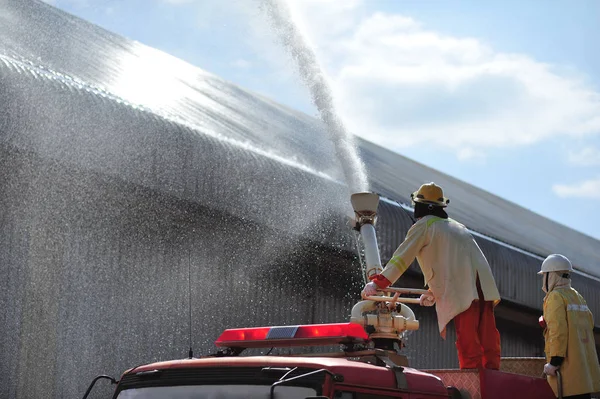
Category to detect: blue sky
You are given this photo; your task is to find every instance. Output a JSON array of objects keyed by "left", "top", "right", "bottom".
[{"left": 44, "top": 0, "right": 600, "bottom": 240}]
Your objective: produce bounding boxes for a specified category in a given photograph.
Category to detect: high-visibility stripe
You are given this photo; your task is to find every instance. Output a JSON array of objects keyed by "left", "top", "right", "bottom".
[
  {"left": 426, "top": 216, "right": 449, "bottom": 227},
  {"left": 389, "top": 255, "right": 409, "bottom": 273},
  {"left": 567, "top": 304, "right": 589, "bottom": 312}
]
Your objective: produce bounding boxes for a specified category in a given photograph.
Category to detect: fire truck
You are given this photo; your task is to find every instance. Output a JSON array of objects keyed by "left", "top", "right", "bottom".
[{"left": 82, "top": 193, "right": 557, "bottom": 399}]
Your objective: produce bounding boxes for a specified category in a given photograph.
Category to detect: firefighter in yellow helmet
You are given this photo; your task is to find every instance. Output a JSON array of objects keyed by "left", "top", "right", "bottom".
[
  {"left": 539, "top": 254, "right": 600, "bottom": 399},
  {"left": 362, "top": 183, "right": 502, "bottom": 369}
]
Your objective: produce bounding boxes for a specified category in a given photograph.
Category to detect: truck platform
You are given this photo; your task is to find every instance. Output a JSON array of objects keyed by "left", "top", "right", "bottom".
[{"left": 427, "top": 357, "right": 599, "bottom": 399}]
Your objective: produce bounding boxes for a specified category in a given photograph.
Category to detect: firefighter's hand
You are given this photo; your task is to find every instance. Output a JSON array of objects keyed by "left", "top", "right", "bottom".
[
  {"left": 543, "top": 363, "right": 558, "bottom": 376},
  {"left": 419, "top": 294, "right": 435, "bottom": 307},
  {"left": 362, "top": 282, "right": 379, "bottom": 298}
]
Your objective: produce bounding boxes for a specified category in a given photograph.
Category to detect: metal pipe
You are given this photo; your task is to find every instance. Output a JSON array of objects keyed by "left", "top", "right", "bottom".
[
  {"left": 541, "top": 368, "right": 563, "bottom": 399},
  {"left": 382, "top": 287, "right": 430, "bottom": 296},
  {"left": 556, "top": 370, "right": 563, "bottom": 399},
  {"left": 360, "top": 223, "right": 382, "bottom": 278},
  {"left": 361, "top": 295, "right": 421, "bottom": 304},
  {"left": 361, "top": 287, "right": 429, "bottom": 302},
  {"left": 351, "top": 192, "right": 382, "bottom": 280}
]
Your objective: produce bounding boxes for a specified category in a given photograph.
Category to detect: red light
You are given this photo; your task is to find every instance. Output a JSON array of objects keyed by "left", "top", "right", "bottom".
[
  {"left": 215, "top": 323, "right": 368, "bottom": 348},
  {"left": 215, "top": 327, "right": 270, "bottom": 344},
  {"left": 295, "top": 323, "right": 368, "bottom": 339}
]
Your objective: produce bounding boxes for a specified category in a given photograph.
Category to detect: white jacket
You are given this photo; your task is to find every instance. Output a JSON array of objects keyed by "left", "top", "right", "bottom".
[{"left": 381, "top": 216, "right": 501, "bottom": 335}]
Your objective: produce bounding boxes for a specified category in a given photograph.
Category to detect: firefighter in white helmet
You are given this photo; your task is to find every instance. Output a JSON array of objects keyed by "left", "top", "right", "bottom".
[
  {"left": 362, "top": 182, "right": 502, "bottom": 370},
  {"left": 539, "top": 254, "right": 600, "bottom": 399}
]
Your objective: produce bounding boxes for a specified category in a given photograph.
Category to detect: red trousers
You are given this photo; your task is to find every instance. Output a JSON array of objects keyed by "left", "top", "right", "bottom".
[{"left": 454, "top": 299, "right": 501, "bottom": 369}]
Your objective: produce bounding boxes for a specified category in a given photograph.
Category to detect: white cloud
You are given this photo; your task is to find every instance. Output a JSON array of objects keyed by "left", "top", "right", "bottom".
[
  {"left": 553, "top": 178, "right": 600, "bottom": 199},
  {"left": 457, "top": 147, "right": 486, "bottom": 162},
  {"left": 288, "top": 1, "right": 600, "bottom": 159},
  {"left": 231, "top": 58, "right": 252, "bottom": 69},
  {"left": 161, "top": 0, "right": 194, "bottom": 4},
  {"left": 568, "top": 146, "right": 600, "bottom": 166}
]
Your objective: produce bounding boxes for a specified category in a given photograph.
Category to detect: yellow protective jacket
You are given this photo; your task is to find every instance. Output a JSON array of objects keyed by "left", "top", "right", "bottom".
[
  {"left": 543, "top": 287, "right": 600, "bottom": 397},
  {"left": 380, "top": 216, "right": 500, "bottom": 335}
]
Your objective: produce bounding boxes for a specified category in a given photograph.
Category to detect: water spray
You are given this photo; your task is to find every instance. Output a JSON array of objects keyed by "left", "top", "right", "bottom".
[{"left": 260, "top": 0, "right": 368, "bottom": 193}]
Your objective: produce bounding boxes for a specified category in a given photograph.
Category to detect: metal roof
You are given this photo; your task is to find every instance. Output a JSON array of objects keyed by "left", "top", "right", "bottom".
[
  {"left": 1, "top": 0, "right": 599, "bottom": 279},
  {"left": 360, "top": 141, "right": 600, "bottom": 279}
]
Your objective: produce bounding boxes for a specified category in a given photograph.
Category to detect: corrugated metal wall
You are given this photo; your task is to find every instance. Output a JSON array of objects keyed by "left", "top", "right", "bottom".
[
  {"left": 361, "top": 142, "right": 600, "bottom": 278},
  {"left": 0, "top": 147, "right": 365, "bottom": 399}
]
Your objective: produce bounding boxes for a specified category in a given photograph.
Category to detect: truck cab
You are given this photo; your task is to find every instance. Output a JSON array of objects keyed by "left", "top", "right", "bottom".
[
  {"left": 113, "top": 356, "right": 450, "bottom": 399},
  {"left": 85, "top": 321, "right": 555, "bottom": 399},
  {"left": 108, "top": 322, "right": 451, "bottom": 399}
]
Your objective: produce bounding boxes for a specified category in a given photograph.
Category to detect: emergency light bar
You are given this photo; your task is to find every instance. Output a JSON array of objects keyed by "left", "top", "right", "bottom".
[{"left": 215, "top": 323, "right": 369, "bottom": 349}]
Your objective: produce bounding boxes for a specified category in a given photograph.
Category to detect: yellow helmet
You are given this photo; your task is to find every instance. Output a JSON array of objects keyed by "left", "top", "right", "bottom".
[{"left": 411, "top": 182, "right": 450, "bottom": 207}]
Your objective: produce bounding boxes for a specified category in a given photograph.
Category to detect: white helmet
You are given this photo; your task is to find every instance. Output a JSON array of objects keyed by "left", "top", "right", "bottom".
[{"left": 538, "top": 254, "right": 573, "bottom": 274}]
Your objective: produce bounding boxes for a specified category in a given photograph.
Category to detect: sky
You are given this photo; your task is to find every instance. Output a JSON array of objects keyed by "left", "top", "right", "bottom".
[{"left": 42, "top": 0, "right": 600, "bottom": 240}]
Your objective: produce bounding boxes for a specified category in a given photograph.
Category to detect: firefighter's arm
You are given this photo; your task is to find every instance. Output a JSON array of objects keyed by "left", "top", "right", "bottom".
[
  {"left": 544, "top": 292, "right": 568, "bottom": 358},
  {"left": 372, "top": 221, "right": 428, "bottom": 289}
]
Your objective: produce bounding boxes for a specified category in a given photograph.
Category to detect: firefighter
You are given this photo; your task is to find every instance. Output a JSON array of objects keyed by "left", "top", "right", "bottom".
[
  {"left": 539, "top": 254, "right": 600, "bottom": 399},
  {"left": 362, "top": 182, "right": 502, "bottom": 370}
]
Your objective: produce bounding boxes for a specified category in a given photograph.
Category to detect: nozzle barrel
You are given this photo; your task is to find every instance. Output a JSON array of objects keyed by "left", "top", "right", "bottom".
[
  {"left": 360, "top": 224, "right": 383, "bottom": 278},
  {"left": 351, "top": 192, "right": 383, "bottom": 279}
]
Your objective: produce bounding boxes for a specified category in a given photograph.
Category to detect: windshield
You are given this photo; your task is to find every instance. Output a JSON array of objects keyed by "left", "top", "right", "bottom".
[{"left": 116, "top": 384, "right": 316, "bottom": 399}]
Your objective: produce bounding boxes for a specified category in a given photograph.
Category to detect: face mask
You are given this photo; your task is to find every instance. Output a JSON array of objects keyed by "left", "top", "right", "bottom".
[
  {"left": 542, "top": 272, "right": 571, "bottom": 294},
  {"left": 413, "top": 202, "right": 448, "bottom": 220},
  {"left": 542, "top": 272, "right": 549, "bottom": 293}
]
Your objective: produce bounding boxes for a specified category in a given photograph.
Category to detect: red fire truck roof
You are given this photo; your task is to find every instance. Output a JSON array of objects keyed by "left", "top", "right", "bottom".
[{"left": 130, "top": 355, "right": 448, "bottom": 395}]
